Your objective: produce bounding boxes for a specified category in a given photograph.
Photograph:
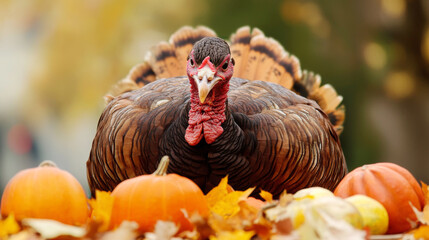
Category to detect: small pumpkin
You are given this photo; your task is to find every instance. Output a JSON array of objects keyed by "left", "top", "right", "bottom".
[
  {"left": 334, "top": 162, "right": 424, "bottom": 234},
  {"left": 109, "top": 156, "right": 209, "bottom": 233},
  {"left": 0, "top": 161, "right": 89, "bottom": 225}
]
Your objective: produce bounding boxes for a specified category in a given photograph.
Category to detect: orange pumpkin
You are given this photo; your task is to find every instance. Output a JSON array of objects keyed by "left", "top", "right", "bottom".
[
  {"left": 0, "top": 161, "right": 89, "bottom": 225},
  {"left": 334, "top": 162, "right": 424, "bottom": 234},
  {"left": 109, "top": 156, "right": 209, "bottom": 233}
]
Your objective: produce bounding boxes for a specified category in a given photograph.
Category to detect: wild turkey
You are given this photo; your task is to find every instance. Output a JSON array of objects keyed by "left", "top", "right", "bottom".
[{"left": 87, "top": 26, "right": 347, "bottom": 198}]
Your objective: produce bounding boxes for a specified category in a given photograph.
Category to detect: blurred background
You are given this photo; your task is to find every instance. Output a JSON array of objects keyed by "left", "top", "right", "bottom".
[{"left": 1, "top": 0, "right": 429, "bottom": 196}]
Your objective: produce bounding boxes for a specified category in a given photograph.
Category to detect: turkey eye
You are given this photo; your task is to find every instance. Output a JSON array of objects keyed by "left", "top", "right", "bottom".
[
  {"left": 190, "top": 59, "right": 194, "bottom": 66},
  {"left": 222, "top": 61, "right": 228, "bottom": 70}
]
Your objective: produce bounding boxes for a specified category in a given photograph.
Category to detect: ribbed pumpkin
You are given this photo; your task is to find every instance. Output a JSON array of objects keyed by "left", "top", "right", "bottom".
[
  {"left": 109, "top": 156, "right": 209, "bottom": 233},
  {"left": 334, "top": 162, "right": 424, "bottom": 234},
  {"left": 0, "top": 161, "right": 89, "bottom": 225}
]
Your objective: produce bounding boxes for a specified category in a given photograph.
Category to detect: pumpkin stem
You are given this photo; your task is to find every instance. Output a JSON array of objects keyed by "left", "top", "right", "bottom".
[
  {"left": 153, "top": 156, "right": 170, "bottom": 176},
  {"left": 39, "top": 160, "right": 57, "bottom": 168}
]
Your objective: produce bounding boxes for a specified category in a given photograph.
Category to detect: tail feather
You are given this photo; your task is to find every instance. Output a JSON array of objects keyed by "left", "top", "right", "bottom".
[
  {"left": 230, "top": 27, "right": 299, "bottom": 90},
  {"left": 294, "top": 71, "right": 345, "bottom": 134},
  {"left": 108, "top": 26, "right": 345, "bottom": 134},
  {"left": 147, "top": 41, "right": 182, "bottom": 78},
  {"left": 107, "top": 26, "right": 216, "bottom": 99},
  {"left": 170, "top": 26, "right": 216, "bottom": 71}
]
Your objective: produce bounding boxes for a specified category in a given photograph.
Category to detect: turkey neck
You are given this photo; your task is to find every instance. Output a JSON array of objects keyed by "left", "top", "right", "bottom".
[{"left": 185, "top": 80, "right": 229, "bottom": 146}]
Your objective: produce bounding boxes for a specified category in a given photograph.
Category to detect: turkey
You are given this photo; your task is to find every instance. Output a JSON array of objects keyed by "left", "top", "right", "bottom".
[{"left": 87, "top": 26, "right": 347, "bottom": 198}]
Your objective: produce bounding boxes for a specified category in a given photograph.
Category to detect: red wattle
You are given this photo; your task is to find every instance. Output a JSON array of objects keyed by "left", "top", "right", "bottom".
[{"left": 185, "top": 80, "right": 228, "bottom": 146}]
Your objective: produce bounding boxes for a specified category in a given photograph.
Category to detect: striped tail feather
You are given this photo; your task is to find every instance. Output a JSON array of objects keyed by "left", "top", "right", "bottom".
[
  {"left": 293, "top": 71, "right": 345, "bottom": 135},
  {"left": 229, "top": 27, "right": 344, "bottom": 134},
  {"left": 230, "top": 26, "right": 301, "bottom": 89},
  {"left": 107, "top": 26, "right": 345, "bottom": 134},
  {"left": 106, "top": 26, "right": 216, "bottom": 101}
]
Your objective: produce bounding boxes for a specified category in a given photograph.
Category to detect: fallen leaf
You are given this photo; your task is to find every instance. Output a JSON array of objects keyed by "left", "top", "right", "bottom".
[
  {"left": 89, "top": 190, "right": 114, "bottom": 231},
  {"left": 145, "top": 221, "right": 179, "bottom": 240},
  {"left": 100, "top": 221, "right": 138, "bottom": 240},
  {"left": 190, "top": 214, "right": 214, "bottom": 240},
  {"left": 414, "top": 225, "right": 429, "bottom": 239},
  {"left": 206, "top": 177, "right": 230, "bottom": 209},
  {"left": 22, "top": 218, "right": 86, "bottom": 239},
  {"left": 297, "top": 197, "right": 366, "bottom": 240},
  {"left": 274, "top": 218, "right": 293, "bottom": 235},
  {"left": 8, "top": 230, "right": 42, "bottom": 240},
  {"left": 260, "top": 190, "right": 273, "bottom": 202},
  {"left": 0, "top": 214, "right": 20, "bottom": 238},
  {"left": 209, "top": 230, "right": 254, "bottom": 240},
  {"left": 210, "top": 188, "right": 254, "bottom": 218},
  {"left": 206, "top": 176, "right": 255, "bottom": 219}
]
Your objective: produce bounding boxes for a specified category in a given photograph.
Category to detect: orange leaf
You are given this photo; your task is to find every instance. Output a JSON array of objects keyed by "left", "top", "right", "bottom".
[
  {"left": 89, "top": 190, "right": 114, "bottom": 231},
  {"left": 260, "top": 190, "right": 273, "bottom": 202},
  {"left": 414, "top": 225, "right": 429, "bottom": 239}
]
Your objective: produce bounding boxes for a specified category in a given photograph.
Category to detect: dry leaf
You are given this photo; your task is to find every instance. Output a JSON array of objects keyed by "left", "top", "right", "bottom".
[
  {"left": 209, "top": 230, "right": 254, "bottom": 240},
  {"left": 8, "top": 230, "right": 43, "bottom": 240},
  {"left": 89, "top": 190, "right": 114, "bottom": 231},
  {"left": 414, "top": 225, "right": 429, "bottom": 239},
  {"left": 22, "top": 218, "right": 86, "bottom": 239},
  {"left": 296, "top": 198, "right": 366, "bottom": 240},
  {"left": 206, "top": 177, "right": 230, "bottom": 209},
  {"left": 206, "top": 176, "right": 255, "bottom": 219},
  {"left": 100, "top": 221, "right": 138, "bottom": 240},
  {"left": 260, "top": 190, "right": 273, "bottom": 202},
  {"left": 210, "top": 188, "right": 254, "bottom": 219},
  {"left": 0, "top": 213, "right": 20, "bottom": 238},
  {"left": 145, "top": 221, "right": 180, "bottom": 240}
]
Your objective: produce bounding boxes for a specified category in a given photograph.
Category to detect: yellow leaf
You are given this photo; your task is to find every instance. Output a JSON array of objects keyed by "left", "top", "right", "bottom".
[
  {"left": 206, "top": 176, "right": 230, "bottom": 208},
  {"left": 89, "top": 190, "right": 114, "bottom": 231},
  {"left": 0, "top": 213, "right": 20, "bottom": 237},
  {"left": 211, "top": 188, "right": 254, "bottom": 219},
  {"left": 209, "top": 230, "right": 254, "bottom": 240},
  {"left": 260, "top": 190, "right": 273, "bottom": 202},
  {"left": 414, "top": 225, "right": 429, "bottom": 239},
  {"left": 206, "top": 176, "right": 256, "bottom": 219}
]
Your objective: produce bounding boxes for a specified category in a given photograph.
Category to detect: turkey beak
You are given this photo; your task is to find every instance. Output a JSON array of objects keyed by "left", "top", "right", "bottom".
[
  {"left": 198, "top": 76, "right": 210, "bottom": 104},
  {"left": 194, "top": 65, "right": 220, "bottom": 104}
]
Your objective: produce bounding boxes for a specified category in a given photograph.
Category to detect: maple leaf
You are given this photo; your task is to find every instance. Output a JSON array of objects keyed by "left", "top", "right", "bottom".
[
  {"left": 206, "top": 176, "right": 255, "bottom": 219},
  {"left": 0, "top": 213, "right": 20, "bottom": 238},
  {"left": 209, "top": 230, "right": 254, "bottom": 240},
  {"left": 89, "top": 190, "right": 114, "bottom": 231},
  {"left": 260, "top": 190, "right": 273, "bottom": 202},
  {"left": 206, "top": 176, "right": 230, "bottom": 209}
]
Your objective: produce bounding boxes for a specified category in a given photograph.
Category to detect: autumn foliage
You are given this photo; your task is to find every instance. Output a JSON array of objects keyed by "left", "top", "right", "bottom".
[{"left": 1, "top": 161, "right": 429, "bottom": 240}]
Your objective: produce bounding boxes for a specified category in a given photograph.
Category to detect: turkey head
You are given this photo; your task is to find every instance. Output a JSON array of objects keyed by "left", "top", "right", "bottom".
[{"left": 185, "top": 37, "right": 234, "bottom": 146}]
